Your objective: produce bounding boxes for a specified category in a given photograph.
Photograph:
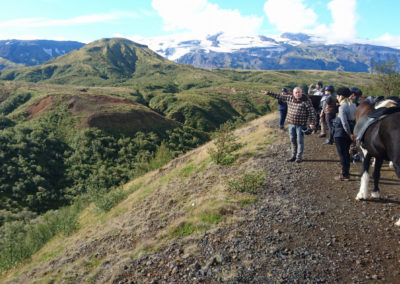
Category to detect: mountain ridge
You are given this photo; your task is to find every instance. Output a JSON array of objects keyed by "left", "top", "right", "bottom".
[
  {"left": 0, "top": 39, "right": 84, "bottom": 68},
  {"left": 144, "top": 32, "right": 400, "bottom": 72},
  {"left": 1, "top": 34, "right": 400, "bottom": 73}
]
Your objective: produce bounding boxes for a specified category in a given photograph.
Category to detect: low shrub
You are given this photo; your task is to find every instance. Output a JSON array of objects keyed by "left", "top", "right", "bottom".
[
  {"left": 208, "top": 121, "right": 242, "bottom": 165},
  {"left": 228, "top": 172, "right": 267, "bottom": 194}
]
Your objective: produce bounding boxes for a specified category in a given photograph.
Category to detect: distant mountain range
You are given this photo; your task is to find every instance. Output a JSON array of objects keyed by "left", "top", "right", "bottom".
[
  {"left": 145, "top": 32, "right": 400, "bottom": 72},
  {"left": 1, "top": 33, "right": 399, "bottom": 73},
  {"left": 0, "top": 39, "right": 84, "bottom": 69}
]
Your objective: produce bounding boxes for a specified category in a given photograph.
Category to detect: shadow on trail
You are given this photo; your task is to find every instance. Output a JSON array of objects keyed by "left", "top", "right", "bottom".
[
  {"left": 303, "top": 159, "right": 339, "bottom": 163},
  {"left": 362, "top": 198, "right": 400, "bottom": 206}
]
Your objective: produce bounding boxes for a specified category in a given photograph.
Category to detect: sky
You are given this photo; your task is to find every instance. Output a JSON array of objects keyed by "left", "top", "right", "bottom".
[{"left": 0, "top": 0, "right": 400, "bottom": 49}]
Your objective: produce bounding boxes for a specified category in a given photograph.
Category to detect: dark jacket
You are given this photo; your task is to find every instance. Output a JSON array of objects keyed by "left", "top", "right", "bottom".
[{"left": 278, "top": 98, "right": 287, "bottom": 111}]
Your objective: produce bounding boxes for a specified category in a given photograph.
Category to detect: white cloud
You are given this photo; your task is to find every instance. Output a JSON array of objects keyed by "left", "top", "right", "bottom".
[
  {"left": 325, "top": 0, "right": 358, "bottom": 42},
  {"left": 0, "top": 11, "right": 139, "bottom": 29},
  {"left": 263, "top": 0, "right": 317, "bottom": 33},
  {"left": 263, "top": 0, "right": 360, "bottom": 44},
  {"left": 151, "top": 0, "right": 262, "bottom": 36},
  {"left": 369, "top": 33, "right": 400, "bottom": 49}
]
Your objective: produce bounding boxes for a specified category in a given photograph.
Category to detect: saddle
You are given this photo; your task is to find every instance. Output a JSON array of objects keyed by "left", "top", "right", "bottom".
[{"left": 354, "top": 105, "right": 400, "bottom": 143}]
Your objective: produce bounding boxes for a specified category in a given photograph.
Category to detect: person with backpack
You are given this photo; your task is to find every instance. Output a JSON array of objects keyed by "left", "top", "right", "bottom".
[
  {"left": 332, "top": 87, "right": 357, "bottom": 180},
  {"left": 263, "top": 87, "right": 317, "bottom": 163},
  {"left": 278, "top": 88, "right": 288, "bottom": 129}
]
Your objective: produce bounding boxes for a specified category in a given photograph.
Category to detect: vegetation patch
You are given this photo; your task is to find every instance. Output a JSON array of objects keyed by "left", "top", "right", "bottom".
[
  {"left": 208, "top": 121, "right": 242, "bottom": 165},
  {"left": 179, "top": 164, "right": 197, "bottom": 178},
  {"left": 228, "top": 172, "right": 267, "bottom": 194},
  {"left": 238, "top": 197, "right": 259, "bottom": 207},
  {"left": 169, "top": 221, "right": 201, "bottom": 238}
]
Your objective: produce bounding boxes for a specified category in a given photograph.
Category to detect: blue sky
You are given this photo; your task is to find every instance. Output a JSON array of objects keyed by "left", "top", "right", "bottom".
[{"left": 0, "top": 0, "right": 399, "bottom": 48}]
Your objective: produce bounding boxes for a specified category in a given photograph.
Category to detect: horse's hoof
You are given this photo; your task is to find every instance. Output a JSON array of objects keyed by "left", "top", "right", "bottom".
[
  {"left": 371, "top": 192, "right": 380, "bottom": 199},
  {"left": 356, "top": 193, "right": 367, "bottom": 200}
]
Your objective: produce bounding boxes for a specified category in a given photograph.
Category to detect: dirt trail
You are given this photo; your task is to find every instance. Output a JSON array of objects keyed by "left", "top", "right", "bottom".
[{"left": 116, "top": 120, "right": 400, "bottom": 283}]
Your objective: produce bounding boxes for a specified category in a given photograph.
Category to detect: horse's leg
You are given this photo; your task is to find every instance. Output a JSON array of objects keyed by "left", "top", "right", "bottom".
[
  {"left": 371, "top": 158, "right": 383, "bottom": 199},
  {"left": 389, "top": 161, "right": 394, "bottom": 168},
  {"left": 392, "top": 161, "right": 400, "bottom": 179},
  {"left": 356, "top": 152, "right": 371, "bottom": 200}
]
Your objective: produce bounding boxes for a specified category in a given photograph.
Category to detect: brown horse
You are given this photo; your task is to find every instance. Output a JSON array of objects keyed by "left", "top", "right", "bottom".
[{"left": 354, "top": 99, "right": 400, "bottom": 225}]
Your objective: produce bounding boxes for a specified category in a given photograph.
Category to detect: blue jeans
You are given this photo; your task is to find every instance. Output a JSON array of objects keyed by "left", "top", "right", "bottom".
[
  {"left": 279, "top": 109, "right": 287, "bottom": 128},
  {"left": 288, "top": 124, "right": 304, "bottom": 159}
]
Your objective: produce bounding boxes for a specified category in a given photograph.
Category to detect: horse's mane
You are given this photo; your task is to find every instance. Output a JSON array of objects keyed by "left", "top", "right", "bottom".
[{"left": 375, "top": 99, "right": 398, "bottom": 109}]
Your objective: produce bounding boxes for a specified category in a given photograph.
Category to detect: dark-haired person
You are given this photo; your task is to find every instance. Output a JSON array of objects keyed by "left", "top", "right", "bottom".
[
  {"left": 332, "top": 87, "right": 357, "bottom": 180},
  {"left": 308, "top": 81, "right": 323, "bottom": 96},
  {"left": 318, "top": 87, "right": 328, "bottom": 138},
  {"left": 322, "top": 85, "right": 337, "bottom": 145},
  {"left": 263, "top": 87, "right": 317, "bottom": 163},
  {"left": 349, "top": 87, "right": 362, "bottom": 106},
  {"left": 278, "top": 88, "right": 288, "bottom": 129}
]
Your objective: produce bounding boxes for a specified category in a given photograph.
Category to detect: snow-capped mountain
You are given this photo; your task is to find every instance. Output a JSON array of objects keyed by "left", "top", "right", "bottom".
[
  {"left": 1, "top": 33, "right": 399, "bottom": 73},
  {"left": 137, "top": 32, "right": 400, "bottom": 72}
]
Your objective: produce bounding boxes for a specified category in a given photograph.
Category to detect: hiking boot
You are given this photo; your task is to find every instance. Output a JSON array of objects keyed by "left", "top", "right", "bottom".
[
  {"left": 318, "top": 133, "right": 326, "bottom": 138},
  {"left": 323, "top": 140, "right": 333, "bottom": 145},
  {"left": 279, "top": 125, "right": 284, "bottom": 130},
  {"left": 286, "top": 156, "right": 296, "bottom": 162},
  {"left": 295, "top": 158, "right": 302, "bottom": 163},
  {"left": 335, "top": 174, "right": 350, "bottom": 181}
]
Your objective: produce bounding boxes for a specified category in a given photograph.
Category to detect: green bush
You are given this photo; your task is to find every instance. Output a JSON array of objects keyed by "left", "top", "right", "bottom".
[
  {"left": 208, "top": 121, "right": 242, "bottom": 165},
  {"left": 0, "top": 92, "right": 31, "bottom": 115},
  {"left": 228, "top": 172, "right": 267, "bottom": 194},
  {"left": 0, "top": 200, "right": 84, "bottom": 273},
  {"left": 0, "top": 115, "right": 15, "bottom": 130}
]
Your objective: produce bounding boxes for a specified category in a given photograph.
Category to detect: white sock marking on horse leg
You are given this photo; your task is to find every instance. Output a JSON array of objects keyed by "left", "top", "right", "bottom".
[
  {"left": 395, "top": 218, "right": 400, "bottom": 227},
  {"left": 389, "top": 161, "right": 394, "bottom": 168},
  {"left": 371, "top": 191, "right": 380, "bottom": 199},
  {"left": 356, "top": 172, "right": 369, "bottom": 200},
  {"left": 371, "top": 158, "right": 376, "bottom": 167}
]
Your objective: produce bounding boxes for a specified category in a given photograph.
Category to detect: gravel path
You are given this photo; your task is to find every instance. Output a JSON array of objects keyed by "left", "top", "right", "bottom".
[{"left": 116, "top": 121, "right": 400, "bottom": 284}]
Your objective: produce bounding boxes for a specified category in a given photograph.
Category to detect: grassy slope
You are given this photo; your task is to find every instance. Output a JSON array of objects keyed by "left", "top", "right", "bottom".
[
  {"left": 0, "top": 58, "right": 25, "bottom": 70},
  {"left": 2, "top": 66, "right": 376, "bottom": 134},
  {"left": 2, "top": 112, "right": 282, "bottom": 283}
]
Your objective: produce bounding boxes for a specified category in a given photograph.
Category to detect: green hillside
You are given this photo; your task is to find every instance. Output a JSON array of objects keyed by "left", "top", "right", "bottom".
[
  {"left": 0, "top": 57, "right": 25, "bottom": 70},
  {"left": 0, "top": 38, "right": 382, "bottom": 277},
  {"left": 0, "top": 38, "right": 175, "bottom": 85}
]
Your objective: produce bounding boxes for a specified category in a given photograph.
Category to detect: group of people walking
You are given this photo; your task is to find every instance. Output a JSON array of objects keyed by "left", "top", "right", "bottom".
[{"left": 263, "top": 83, "right": 362, "bottom": 180}]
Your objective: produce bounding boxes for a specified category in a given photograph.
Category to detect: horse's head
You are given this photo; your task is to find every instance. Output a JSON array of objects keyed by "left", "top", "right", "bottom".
[{"left": 355, "top": 100, "right": 374, "bottom": 122}]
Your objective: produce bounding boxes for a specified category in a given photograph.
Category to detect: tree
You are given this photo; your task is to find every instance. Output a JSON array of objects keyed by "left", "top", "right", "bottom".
[{"left": 373, "top": 59, "right": 400, "bottom": 97}]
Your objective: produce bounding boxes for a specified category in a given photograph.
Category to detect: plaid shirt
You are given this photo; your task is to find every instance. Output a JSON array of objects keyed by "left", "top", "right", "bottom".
[{"left": 267, "top": 92, "right": 317, "bottom": 126}]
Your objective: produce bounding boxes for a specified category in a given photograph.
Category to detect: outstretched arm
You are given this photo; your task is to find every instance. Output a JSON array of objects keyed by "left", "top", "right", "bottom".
[
  {"left": 262, "top": 91, "right": 289, "bottom": 103},
  {"left": 308, "top": 84, "right": 314, "bottom": 95}
]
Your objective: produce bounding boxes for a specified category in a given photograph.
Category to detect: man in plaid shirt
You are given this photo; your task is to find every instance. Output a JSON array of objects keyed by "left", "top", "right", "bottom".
[{"left": 263, "top": 87, "right": 317, "bottom": 163}]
